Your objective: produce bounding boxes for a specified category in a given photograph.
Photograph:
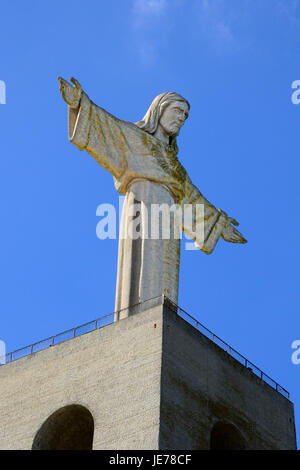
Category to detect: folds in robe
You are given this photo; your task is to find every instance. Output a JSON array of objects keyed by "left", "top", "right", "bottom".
[{"left": 68, "top": 90, "right": 233, "bottom": 254}]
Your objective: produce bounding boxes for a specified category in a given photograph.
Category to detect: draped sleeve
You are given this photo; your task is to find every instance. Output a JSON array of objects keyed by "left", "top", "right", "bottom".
[
  {"left": 180, "top": 178, "right": 228, "bottom": 255},
  {"left": 68, "top": 91, "right": 128, "bottom": 179}
]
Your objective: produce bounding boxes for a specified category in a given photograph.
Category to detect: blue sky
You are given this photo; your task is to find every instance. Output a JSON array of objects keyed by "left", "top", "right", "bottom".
[{"left": 1, "top": 0, "right": 299, "bottom": 447}]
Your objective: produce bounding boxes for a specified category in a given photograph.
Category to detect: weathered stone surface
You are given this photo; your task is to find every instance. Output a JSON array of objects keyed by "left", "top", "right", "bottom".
[
  {"left": 0, "top": 303, "right": 296, "bottom": 449},
  {"left": 58, "top": 78, "right": 246, "bottom": 314},
  {"left": 0, "top": 306, "right": 163, "bottom": 450},
  {"left": 160, "top": 304, "right": 296, "bottom": 450}
]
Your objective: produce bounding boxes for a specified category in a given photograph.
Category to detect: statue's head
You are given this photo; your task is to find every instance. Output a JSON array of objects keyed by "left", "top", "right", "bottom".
[{"left": 135, "top": 92, "right": 190, "bottom": 149}]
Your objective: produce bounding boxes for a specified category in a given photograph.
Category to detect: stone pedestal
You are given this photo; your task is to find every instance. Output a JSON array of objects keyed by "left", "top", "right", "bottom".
[{"left": 0, "top": 300, "right": 296, "bottom": 449}]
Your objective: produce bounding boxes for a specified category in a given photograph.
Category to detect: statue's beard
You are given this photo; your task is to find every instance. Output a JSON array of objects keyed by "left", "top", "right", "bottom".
[{"left": 162, "top": 123, "right": 181, "bottom": 137}]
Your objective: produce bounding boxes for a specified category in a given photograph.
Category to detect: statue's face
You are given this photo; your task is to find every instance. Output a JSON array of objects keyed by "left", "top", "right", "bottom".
[{"left": 159, "top": 101, "right": 189, "bottom": 137}]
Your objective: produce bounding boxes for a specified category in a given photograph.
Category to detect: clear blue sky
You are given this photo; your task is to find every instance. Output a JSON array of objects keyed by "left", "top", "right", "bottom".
[{"left": 1, "top": 0, "right": 299, "bottom": 447}]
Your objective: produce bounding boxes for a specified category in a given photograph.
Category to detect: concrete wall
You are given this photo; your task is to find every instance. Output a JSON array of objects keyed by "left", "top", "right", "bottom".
[
  {"left": 0, "top": 305, "right": 164, "bottom": 450},
  {"left": 0, "top": 301, "right": 296, "bottom": 449},
  {"left": 159, "top": 305, "right": 297, "bottom": 450}
]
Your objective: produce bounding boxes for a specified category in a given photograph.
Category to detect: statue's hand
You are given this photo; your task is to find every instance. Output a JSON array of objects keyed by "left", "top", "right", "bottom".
[
  {"left": 221, "top": 217, "right": 247, "bottom": 244},
  {"left": 58, "top": 76, "right": 82, "bottom": 108}
]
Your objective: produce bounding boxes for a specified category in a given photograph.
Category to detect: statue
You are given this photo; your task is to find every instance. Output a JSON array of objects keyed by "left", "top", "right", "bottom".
[{"left": 58, "top": 77, "right": 246, "bottom": 317}]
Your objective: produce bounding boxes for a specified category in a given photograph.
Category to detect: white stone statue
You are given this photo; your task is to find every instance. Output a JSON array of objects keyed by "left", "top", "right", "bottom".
[{"left": 58, "top": 77, "right": 246, "bottom": 316}]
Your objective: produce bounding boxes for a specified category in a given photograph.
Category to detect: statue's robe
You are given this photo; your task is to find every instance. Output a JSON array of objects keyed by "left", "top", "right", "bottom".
[{"left": 67, "top": 91, "right": 228, "bottom": 315}]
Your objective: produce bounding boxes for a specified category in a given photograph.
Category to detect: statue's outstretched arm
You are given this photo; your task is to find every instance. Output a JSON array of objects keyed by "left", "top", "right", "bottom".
[
  {"left": 58, "top": 77, "right": 82, "bottom": 108},
  {"left": 183, "top": 178, "right": 247, "bottom": 249}
]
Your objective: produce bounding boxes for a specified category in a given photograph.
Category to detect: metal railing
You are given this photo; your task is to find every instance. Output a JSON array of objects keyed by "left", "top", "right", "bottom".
[
  {"left": 164, "top": 297, "right": 290, "bottom": 400},
  {"left": 0, "top": 296, "right": 163, "bottom": 365},
  {"left": 0, "top": 295, "right": 290, "bottom": 400}
]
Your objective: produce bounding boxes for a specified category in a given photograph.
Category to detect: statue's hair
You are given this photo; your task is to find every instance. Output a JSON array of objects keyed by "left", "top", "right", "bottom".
[{"left": 135, "top": 92, "right": 190, "bottom": 150}]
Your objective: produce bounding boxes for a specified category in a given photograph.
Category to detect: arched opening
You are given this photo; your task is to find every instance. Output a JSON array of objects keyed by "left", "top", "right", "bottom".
[
  {"left": 32, "top": 404, "right": 94, "bottom": 450},
  {"left": 210, "top": 421, "right": 246, "bottom": 450}
]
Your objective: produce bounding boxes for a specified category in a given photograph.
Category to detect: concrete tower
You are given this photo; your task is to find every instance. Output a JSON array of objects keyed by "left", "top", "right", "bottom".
[{"left": 0, "top": 297, "right": 296, "bottom": 450}]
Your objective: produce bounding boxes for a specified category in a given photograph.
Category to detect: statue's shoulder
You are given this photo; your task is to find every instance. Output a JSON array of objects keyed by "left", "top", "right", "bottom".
[{"left": 90, "top": 98, "right": 150, "bottom": 137}]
